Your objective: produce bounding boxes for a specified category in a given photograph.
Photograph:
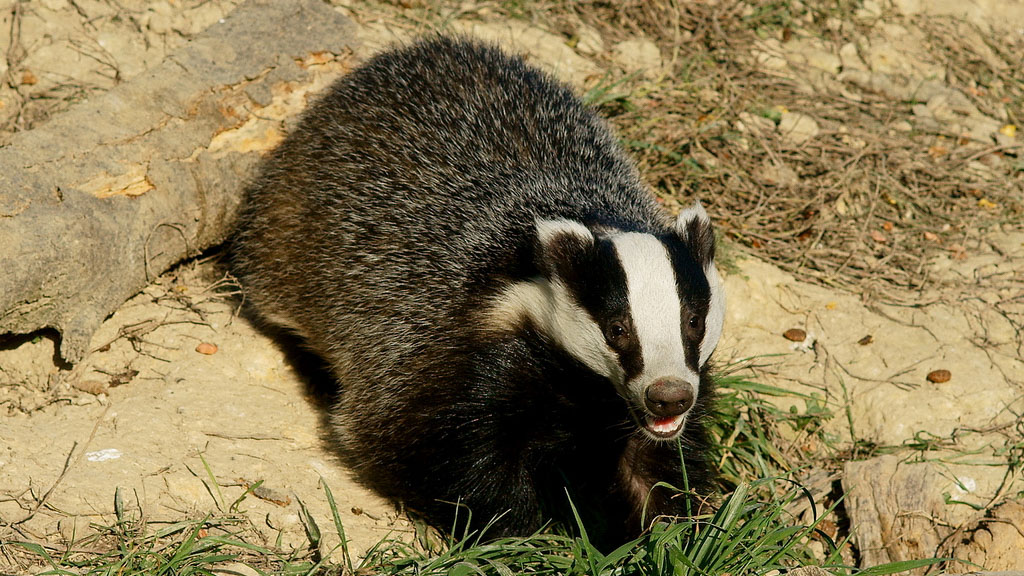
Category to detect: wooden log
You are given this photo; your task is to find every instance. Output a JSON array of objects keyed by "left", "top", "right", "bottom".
[{"left": 0, "top": 0, "right": 357, "bottom": 363}]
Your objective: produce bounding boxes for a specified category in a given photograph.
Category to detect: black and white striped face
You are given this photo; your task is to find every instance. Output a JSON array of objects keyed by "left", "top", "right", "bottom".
[{"left": 490, "top": 203, "right": 724, "bottom": 441}]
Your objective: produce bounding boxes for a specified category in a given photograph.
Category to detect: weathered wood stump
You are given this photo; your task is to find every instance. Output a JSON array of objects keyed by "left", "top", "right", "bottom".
[{"left": 0, "top": 0, "right": 357, "bottom": 363}]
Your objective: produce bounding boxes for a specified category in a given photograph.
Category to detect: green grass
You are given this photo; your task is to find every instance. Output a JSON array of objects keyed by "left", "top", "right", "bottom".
[
  {"left": 361, "top": 480, "right": 824, "bottom": 575},
  {"left": 710, "top": 368, "right": 836, "bottom": 488},
  {"left": 12, "top": 481, "right": 821, "bottom": 575},
  {"left": 10, "top": 514, "right": 282, "bottom": 576},
  {"left": 8, "top": 477, "right": 940, "bottom": 576},
  {"left": 6, "top": 370, "right": 945, "bottom": 575}
]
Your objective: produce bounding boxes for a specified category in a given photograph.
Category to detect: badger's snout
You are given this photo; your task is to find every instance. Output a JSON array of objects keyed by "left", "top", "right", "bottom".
[
  {"left": 640, "top": 378, "right": 696, "bottom": 439},
  {"left": 644, "top": 378, "right": 695, "bottom": 418}
]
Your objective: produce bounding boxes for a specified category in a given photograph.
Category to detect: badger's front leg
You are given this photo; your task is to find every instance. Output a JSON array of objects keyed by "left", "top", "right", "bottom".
[
  {"left": 405, "top": 336, "right": 587, "bottom": 538},
  {"left": 615, "top": 432, "right": 714, "bottom": 535}
]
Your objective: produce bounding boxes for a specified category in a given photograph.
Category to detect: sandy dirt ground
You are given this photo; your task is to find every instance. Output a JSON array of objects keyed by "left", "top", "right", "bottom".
[{"left": 1, "top": 0, "right": 1022, "bottom": 572}]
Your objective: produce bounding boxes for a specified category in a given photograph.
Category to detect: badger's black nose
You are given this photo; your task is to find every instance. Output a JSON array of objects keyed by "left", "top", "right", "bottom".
[{"left": 644, "top": 379, "right": 695, "bottom": 418}]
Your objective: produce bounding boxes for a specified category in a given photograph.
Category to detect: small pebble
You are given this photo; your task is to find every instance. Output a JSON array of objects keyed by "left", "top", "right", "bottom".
[
  {"left": 783, "top": 328, "right": 807, "bottom": 342},
  {"left": 195, "top": 342, "right": 218, "bottom": 355},
  {"left": 927, "top": 369, "right": 951, "bottom": 383},
  {"left": 818, "top": 518, "right": 839, "bottom": 539},
  {"left": 253, "top": 484, "right": 291, "bottom": 506},
  {"left": 73, "top": 379, "right": 109, "bottom": 395}
]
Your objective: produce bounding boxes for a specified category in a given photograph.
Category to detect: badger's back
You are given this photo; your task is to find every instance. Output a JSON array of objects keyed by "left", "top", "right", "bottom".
[{"left": 232, "top": 36, "right": 663, "bottom": 364}]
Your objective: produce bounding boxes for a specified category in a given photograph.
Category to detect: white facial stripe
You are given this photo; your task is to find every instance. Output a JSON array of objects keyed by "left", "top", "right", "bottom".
[
  {"left": 610, "top": 233, "right": 700, "bottom": 388},
  {"left": 701, "top": 263, "right": 725, "bottom": 366},
  {"left": 535, "top": 218, "right": 593, "bottom": 248},
  {"left": 485, "top": 278, "right": 624, "bottom": 383}
]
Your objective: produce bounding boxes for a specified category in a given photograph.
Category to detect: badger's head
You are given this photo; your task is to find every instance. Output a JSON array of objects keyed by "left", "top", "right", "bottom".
[{"left": 491, "top": 203, "right": 725, "bottom": 441}]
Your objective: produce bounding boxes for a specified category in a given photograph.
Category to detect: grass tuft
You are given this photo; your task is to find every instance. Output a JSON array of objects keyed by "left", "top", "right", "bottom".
[
  {"left": 7, "top": 371, "right": 945, "bottom": 575},
  {"left": 710, "top": 367, "right": 835, "bottom": 489}
]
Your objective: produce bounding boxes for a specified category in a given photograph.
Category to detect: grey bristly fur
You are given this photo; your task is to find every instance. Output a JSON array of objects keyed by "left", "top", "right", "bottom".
[{"left": 230, "top": 35, "right": 719, "bottom": 546}]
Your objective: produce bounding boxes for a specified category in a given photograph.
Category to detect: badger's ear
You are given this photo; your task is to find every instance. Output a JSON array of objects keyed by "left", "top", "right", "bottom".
[
  {"left": 534, "top": 218, "right": 595, "bottom": 281},
  {"left": 674, "top": 201, "right": 715, "bottom": 268},
  {"left": 676, "top": 202, "right": 725, "bottom": 366}
]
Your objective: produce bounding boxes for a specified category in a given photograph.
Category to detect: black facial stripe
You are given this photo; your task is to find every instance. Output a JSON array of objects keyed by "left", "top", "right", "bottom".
[
  {"left": 561, "top": 238, "right": 643, "bottom": 379},
  {"left": 544, "top": 231, "right": 594, "bottom": 282},
  {"left": 661, "top": 234, "right": 712, "bottom": 372}
]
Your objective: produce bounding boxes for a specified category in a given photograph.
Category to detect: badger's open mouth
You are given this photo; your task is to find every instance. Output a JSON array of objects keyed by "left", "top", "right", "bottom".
[
  {"left": 626, "top": 403, "right": 689, "bottom": 441},
  {"left": 642, "top": 413, "right": 686, "bottom": 439}
]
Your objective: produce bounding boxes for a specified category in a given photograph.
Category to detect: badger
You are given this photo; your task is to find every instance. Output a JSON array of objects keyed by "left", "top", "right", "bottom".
[{"left": 230, "top": 36, "right": 725, "bottom": 543}]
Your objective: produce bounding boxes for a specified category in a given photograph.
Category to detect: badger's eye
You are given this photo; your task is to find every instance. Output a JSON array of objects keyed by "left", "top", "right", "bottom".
[
  {"left": 605, "top": 320, "right": 631, "bottom": 349},
  {"left": 686, "top": 315, "right": 702, "bottom": 336}
]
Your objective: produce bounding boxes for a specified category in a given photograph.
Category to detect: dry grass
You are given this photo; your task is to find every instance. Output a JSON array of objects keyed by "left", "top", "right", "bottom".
[
  {"left": 368, "top": 0, "right": 1023, "bottom": 325},
  {"left": 12, "top": 0, "right": 1022, "bottom": 305},
  {"left": 566, "top": 1, "right": 1022, "bottom": 294}
]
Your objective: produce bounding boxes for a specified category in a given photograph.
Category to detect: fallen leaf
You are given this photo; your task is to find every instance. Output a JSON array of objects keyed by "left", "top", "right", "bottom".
[
  {"left": 977, "top": 198, "right": 998, "bottom": 209},
  {"left": 923, "top": 231, "right": 939, "bottom": 242},
  {"left": 196, "top": 342, "right": 218, "bottom": 355},
  {"left": 882, "top": 221, "right": 894, "bottom": 232},
  {"left": 870, "top": 230, "right": 887, "bottom": 243},
  {"left": 927, "top": 369, "right": 951, "bottom": 383},
  {"left": 783, "top": 328, "right": 807, "bottom": 342},
  {"left": 20, "top": 70, "right": 37, "bottom": 85},
  {"left": 801, "top": 437, "right": 818, "bottom": 453},
  {"left": 999, "top": 124, "right": 1017, "bottom": 139},
  {"left": 857, "top": 334, "right": 873, "bottom": 345},
  {"left": 927, "top": 144, "right": 948, "bottom": 158},
  {"left": 825, "top": 302, "right": 837, "bottom": 310}
]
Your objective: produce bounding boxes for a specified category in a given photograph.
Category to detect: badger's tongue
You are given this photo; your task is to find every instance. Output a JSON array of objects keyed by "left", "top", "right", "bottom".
[{"left": 646, "top": 414, "right": 685, "bottom": 435}]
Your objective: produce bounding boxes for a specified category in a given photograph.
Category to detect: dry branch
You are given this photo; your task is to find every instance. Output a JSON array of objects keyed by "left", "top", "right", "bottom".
[{"left": 0, "top": 0, "right": 357, "bottom": 363}]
